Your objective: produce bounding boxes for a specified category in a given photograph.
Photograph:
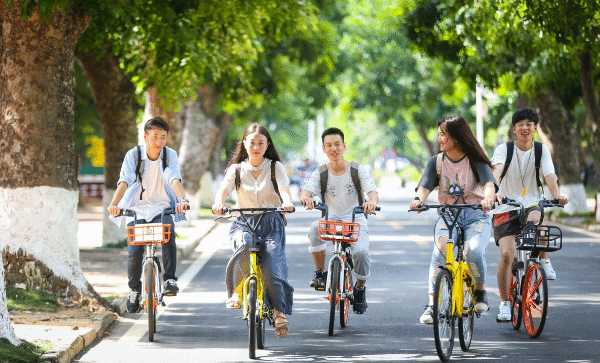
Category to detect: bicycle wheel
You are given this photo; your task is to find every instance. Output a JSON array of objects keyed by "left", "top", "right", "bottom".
[
  {"left": 340, "top": 264, "right": 351, "bottom": 328},
  {"left": 248, "top": 278, "right": 257, "bottom": 359},
  {"left": 256, "top": 299, "right": 267, "bottom": 349},
  {"left": 522, "top": 262, "right": 548, "bottom": 338},
  {"left": 433, "top": 269, "right": 455, "bottom": 362},
  {"left": 458, "top": 280, "right": 474, "bottom": 352},
  {"left": 146, "top": 261, "right": 156, "bottom": 342},
  {"left": 510, "top": 272, "right": 522, "bottom": 330},
  {"left": 328, "top": 259, "right": 340, "bottom": 336}
]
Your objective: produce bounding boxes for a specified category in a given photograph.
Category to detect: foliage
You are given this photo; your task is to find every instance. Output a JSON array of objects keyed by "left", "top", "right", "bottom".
[
  {"left": 85, "top": 135, "right": 104, "bottom": 168},
  {"left": 6, "top": 286, "right": 58, "bottom": 312},
  {"left": 0, "top": 338, "right": 49, "bottom": 363}
]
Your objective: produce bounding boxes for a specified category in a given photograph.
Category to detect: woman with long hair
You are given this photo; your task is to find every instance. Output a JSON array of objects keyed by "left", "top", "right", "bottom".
[
  {"left": 409, "top": 115, "right": 497, "bottom": 324},
  {"left": 213, "top": 123, "right": 294, "bottom": 338}
]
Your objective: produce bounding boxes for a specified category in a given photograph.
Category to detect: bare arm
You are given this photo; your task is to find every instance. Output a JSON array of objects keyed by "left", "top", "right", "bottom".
[
  {"left": 170, "top": 178, "right": 189, "bottom": 214},
  {"left": 544, "top": 174, "right": 569, "bottom": 206},
  {"left": 211, "top": 184, "right": 231, "bottom": 216}
]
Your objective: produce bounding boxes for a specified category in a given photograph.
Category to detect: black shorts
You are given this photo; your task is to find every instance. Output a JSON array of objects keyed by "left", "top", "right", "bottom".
[{"left": 493, "top": 206, "right": 540, "bottom": 246}]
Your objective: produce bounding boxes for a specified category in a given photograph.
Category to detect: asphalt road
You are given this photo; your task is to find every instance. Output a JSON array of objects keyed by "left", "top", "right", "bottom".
[{"left": 75, "top": 200, "right": 600, "bottom": 362}]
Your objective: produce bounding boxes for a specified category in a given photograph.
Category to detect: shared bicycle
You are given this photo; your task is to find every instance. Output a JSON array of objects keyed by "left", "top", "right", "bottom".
[
  {"left": 411, "top": 203, "right": 484, "bottom": 362},
  {"left": 502, "top": 198, "right": 563, "bottom": 338},
  {"left": 313, "top": 202, "right": 380, "bottom": 336},
  {"left": 121, "top": 207, "right": 185, "bottom": 342},
  {"left": 215, "top": 206, "right": 293, "bottom": 359}
]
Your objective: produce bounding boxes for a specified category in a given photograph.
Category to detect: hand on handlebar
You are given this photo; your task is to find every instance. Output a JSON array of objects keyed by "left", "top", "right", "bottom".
[
  {"left": 409, "top": 199, "right": 424, "bottom": 213},
  {"left": 301, "top": 196, "right": 315, "bottom": 210},
  {"left": 362, "top": 201, "right": 378, "bottom": 215},
  {"left": 212, "top": 203, "right": 226, "bottom": 216},
  {"left": 480, "top": 196, "right": 495, "bottom": 211},
  {"left": 108, "top": 205, "right": 121, "bottom": 217},
  {"left": 556, "top": 195, "right": 569, "bottom": 206},
  {"left": 175, "top": 201, "right": 190, "bottom": 215}
]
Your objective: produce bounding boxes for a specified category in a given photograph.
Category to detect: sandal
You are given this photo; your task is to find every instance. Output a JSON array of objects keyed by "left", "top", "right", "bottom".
[
  {"left": 226, "top": 293, "right": 241, "bottom": 309},
  {"left": 274, "top": 312, "right": 289, "bottom": 338}
]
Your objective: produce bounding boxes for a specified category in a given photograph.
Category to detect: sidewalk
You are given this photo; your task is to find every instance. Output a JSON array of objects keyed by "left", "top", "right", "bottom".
[{"left": 10, "top": 210, "right": 218, "bottom": 363}]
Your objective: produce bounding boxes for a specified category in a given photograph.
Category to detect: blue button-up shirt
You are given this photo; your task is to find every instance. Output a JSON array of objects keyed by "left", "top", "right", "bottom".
[{"left": 110, "top": 145, "right": 187, "bottom": 226}]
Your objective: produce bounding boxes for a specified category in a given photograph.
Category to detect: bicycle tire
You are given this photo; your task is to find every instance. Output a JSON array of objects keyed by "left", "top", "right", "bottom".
[
  {"left": 328, "top": 259, "right": 340, "bottom": 336},
  {"left": 340, "top": 263, "right": 351, "bottom": 328},
  {"left": 257, "top": 299, "right": 266, "bottom": 349},
  {"left": 458, "top": 280, "right": 474, "bottom": 352},
  {"left": 248, "top": 278, "right": 257, "bottom": 359},
  {"left": 522, "top": 262, "right": 548, "bottom": 338},
  {"left": 146, "top": 262, "right": 156, "bottom": 342},
  {"left": 510, "top": 272, "right": 523, "bottom": 330},
  {"left": 433, "top": 269, "right": 455, "bottom": 362}
]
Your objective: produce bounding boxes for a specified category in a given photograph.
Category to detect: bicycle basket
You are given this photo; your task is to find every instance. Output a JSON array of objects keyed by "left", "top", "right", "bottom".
[
  {"left": 318, "top": 220, "right": 360, "bottom": 242},
  {"left": 127, "top": 223, "right": 171, "bottom": 245},
  {"left": 516, "top": 224, "right": 562, "bottom": 252}
]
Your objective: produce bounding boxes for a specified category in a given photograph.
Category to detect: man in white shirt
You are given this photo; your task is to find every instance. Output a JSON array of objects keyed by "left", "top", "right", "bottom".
[
  {"left": 299, "top": 128, "right": 379, "bottom": 314},
  {"left": 491, "top": 108, "right": 568, "bottom": 322},
  {"left": 108, "top": 117, "right": 189, "bottom": 313}
]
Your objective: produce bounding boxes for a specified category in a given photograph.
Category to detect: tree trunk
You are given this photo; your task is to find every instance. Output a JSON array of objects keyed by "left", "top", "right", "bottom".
[
  {"left": 415, "top": 124, "right": 436, "bottom": 157},
  {"left": 75, "top": 45, "right": 140, "bottom": 245},
  {"left": 578, "top": 50, "right": 600, "bottom": 220},
  {"left": 534, "top": 88, "right": 588, "bottom": 214},
  {"left": 0, "top": 1, "right": 93, "bottom": 304},
  {"left": 0, "top": 261, "right": 20, "bottom": 346}
]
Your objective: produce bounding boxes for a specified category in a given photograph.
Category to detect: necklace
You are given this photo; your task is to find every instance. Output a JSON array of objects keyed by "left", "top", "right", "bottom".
[
  {"left": 247, "top": 158, "right": 267, "bottom": 172},
  {"left": 515, "top": 148, "right": 533, "bottom": 197}
]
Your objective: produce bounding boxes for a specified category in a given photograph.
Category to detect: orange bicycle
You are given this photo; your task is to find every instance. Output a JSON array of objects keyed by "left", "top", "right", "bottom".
[{"left": 314, "top": 202, "right": 380, "bottom": 336}]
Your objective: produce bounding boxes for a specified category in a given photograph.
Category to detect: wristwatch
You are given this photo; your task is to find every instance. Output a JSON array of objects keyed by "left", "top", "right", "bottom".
[{"left": 180, "top": 198, "right": 189, "bottom": 203}]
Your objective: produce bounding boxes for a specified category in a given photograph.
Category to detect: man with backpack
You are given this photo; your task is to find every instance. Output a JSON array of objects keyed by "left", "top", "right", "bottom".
[
  {"left": 491, "top": 108, "right": 568, "bottom": 322},
  {"left": 108, "top": 117, "right": 189, "bottom": 313},
  {"left": 299, "top": 127, "right": 379, "bottom": 314}
]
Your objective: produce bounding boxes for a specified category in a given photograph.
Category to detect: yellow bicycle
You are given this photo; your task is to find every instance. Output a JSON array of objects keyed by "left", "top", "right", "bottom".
[
  {"left": 412, "top": 203, "right": 483, "bottom": 362},
  {"left": 216, "top": 206, "right": 293, "bottom": 359}
]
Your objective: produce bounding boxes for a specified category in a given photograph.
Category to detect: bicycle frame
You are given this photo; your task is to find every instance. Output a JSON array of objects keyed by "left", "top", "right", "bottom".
[
  {"left": 140, "top": 245, "right": 164, "bottom": 311},
  {"left": 242, "top": 246, "right": 265, "bottom": 321},
  {"left": 324, "top": 243, "right": 351, "bottom": 304},
  {"left": 443, "top": 239, "right": 475, "bottom": 320}
]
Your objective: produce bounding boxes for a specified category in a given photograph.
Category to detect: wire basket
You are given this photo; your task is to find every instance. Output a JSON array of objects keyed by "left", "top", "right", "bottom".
[
  {"left": 318, "top": 220, "right": 361, "bottom": 243},
  {"left": 127, "top": 223, "right": 171, "bottom": 245},
  {"left": 516, "top": 224, "right": 562, "bottom": 252}
]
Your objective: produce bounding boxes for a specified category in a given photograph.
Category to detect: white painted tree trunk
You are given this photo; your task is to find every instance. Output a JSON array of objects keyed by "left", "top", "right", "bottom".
[
  {"left": 102, "top": 188, "right": 127, "bottom": 246},
  {"left": 0, "top": 262, "right": 21, "bottom": 346},
  {"left": 554, "top": 184, "right": 589, "bottom": 215},
  {"left": 0, "top": 187, "right": 90, "bottom": 294}
]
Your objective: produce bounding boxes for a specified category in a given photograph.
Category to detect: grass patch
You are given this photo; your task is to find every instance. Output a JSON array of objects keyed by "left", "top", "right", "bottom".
[
  {"left": 103, "top": 294, "right": 119, "bottom": 304},
  {"left": 6, "top": 286, "right": 58, "bottom": 312},
  {"left": 0, "top": 338, "right": 51, "bottom": 363},
  {"left": 106, "top": 238, "right": 128, "bottom": 248},
  {"left": 198, "top": 207, "right": 215, "bottom": 218}
]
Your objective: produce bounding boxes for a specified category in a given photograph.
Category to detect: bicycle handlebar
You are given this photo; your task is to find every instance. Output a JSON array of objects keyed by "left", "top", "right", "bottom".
[
  {"left": 501, "top": 197, "right": 562, "bottom": 225},
  {"left": 409, "top": 203, "right": 483, "bottom": 213},
  {"left": 314, "top": 202, "right": 380, "bottom": 222},
  {"left": 118, "top": 205, "right": 190, "bottom": 224}
]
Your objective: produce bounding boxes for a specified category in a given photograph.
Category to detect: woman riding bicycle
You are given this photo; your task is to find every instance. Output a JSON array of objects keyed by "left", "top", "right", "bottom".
[
  {"left": 409, "top": 115, "right": 497, "bottom": 324},
  {"left": 212, "top": 123, "right": 294, "bottom": 338}
]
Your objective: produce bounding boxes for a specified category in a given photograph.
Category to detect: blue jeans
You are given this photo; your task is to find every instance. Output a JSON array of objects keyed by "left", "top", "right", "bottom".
[
  {"left": 428, "top": 208, "right": 492, "bottom": 293},
  {"left": 127, "top": 213, "right": 176, "bottom": 292}
]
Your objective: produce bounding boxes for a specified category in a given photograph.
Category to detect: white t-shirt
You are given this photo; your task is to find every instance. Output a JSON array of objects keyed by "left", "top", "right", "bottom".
[
  {"left": 303, "top": 163, "right": 377, "bottom": 220},
  {"left": 491, "top": 142, "right": 555, "bottom": 211},
  {"left": 132, "top": 158, "right": 170, "bottom": 221}
]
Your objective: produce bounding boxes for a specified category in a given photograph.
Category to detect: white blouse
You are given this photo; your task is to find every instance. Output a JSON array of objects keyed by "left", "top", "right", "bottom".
[{"left": 223, "top": 159, "right": 290, "bottom": 209}]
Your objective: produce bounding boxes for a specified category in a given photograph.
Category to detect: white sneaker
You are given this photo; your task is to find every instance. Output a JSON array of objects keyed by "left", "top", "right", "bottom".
[
  {"left": 496, "top": 301, "right": 511, "bottom": 322},
  {"left": 541, "top": 259, "right": 556, "bottom": 280},
  {"left": 420, "top": 305, "right": 433, "bottom": 324}
]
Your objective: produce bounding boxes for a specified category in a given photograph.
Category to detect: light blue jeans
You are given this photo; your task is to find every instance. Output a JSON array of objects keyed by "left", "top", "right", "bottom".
[{"left": 428, "top": 208, "right": 492, "bottom": 293}]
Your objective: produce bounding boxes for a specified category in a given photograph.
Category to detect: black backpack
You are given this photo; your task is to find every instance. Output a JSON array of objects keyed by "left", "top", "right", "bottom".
[
  {"left": 135, "top": 145, "right": 168, "bottom": 200},
  {"left": 499, "top": 141, "right": 543, "bottom": 188}
]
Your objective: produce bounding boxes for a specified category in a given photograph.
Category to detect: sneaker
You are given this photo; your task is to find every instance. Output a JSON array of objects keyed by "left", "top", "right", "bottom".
[
  {"left": 310, "top": 269, "right": 327, "bottom": 291},
  {"left": 541, "top": 259, "right": 556, "bottom": 280},
  {"left": 496, "top": 301, "right": 511, "bottom": 322},
  {"left": 474, "top": 290, "right": 489, "bottom": 313},
  {"left": 420, "top": 305, "right": 433, "bottom": 324},
  {"left": 352, "top": 286, "right": 368, "bottom": 314},
  {"left": 163, "top": 279, "right": 179, "bottom": 296},
  {"left": 127, "top": 289, "right": 141, "bottom": 313}
]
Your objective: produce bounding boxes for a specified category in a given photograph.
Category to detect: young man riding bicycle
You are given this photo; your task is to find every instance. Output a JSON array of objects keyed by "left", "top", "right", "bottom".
[
  {"left": 299, "top": 127, "right": 379, "bottom": 314},
  {"left": 108, "top": 117, "right": 189, "bottom": 313},
  {"left": 491, "top": 108, "right": 568, "bottom": 322}
]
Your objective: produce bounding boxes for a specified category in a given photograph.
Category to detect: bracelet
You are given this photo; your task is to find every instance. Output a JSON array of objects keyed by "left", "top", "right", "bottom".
[
  {"left": 180, "top": 198, "right": 189, "bottom": 203},
  {"left": 414, "top": 197, "right": 422, "bottom": 202}
]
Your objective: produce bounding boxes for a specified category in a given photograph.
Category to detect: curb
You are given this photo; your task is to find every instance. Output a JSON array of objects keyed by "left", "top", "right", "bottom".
[{"left": 38, "top": 312, "right": 115, "bottom": 363}]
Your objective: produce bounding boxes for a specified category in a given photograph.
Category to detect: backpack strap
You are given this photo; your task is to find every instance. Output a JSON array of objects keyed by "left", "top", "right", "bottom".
[
  {"left": 350, "top": 161, "right": 364, "bottom": 206},
  {"left": 162, "top": 147, "right": 167, "bottom": 170},
  {"left": 534, "top": 141, "right": 543, "bottom": 188},
  {"left": 436, "top": 152, "right": 443, "bottom": 179},
  {"left": 135, "top": 146, "right": 145, "bottom": 200},
  {"left": 499, "top": 141, "right": 515, "bottom": 184},
  {"left": 318, "top": 164, "right": 328, "bottom": 203}
]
